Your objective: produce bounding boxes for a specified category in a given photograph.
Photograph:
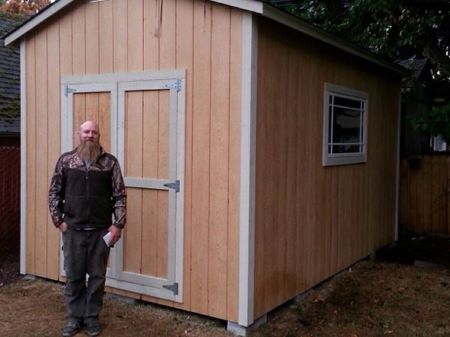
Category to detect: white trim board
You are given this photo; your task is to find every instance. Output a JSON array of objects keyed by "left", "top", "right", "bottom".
[
  {"left": 20, "top": 40, "right": 26, "bottom": 275},
  {"left": 238, "top": 11, "right": 258, "bottom": 328}
]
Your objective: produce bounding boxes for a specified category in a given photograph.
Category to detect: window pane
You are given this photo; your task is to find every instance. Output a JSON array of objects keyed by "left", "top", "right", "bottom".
[
  {"left": 332, "top": 144, "right": 360, "bottom": 153},
  {"left": 331, "top": 106, "right": 361, "bottom": 144},
  {"left": 333, "top": 96, "right": 361, "bottom": 109}
]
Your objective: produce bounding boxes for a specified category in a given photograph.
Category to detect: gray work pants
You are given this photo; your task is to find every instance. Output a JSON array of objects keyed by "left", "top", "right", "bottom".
[{"left": 62, "top": 228, "right": 110, "bottom": 321}]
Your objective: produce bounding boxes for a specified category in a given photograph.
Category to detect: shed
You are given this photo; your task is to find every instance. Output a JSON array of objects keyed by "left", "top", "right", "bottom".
[{"left": 5, "top": 0, "right": 404, "bottom": 334}]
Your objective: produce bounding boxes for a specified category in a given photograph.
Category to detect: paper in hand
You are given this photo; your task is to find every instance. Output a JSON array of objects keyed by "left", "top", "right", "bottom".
[{"left": 103, "top": 232, "right": 114, "bottom": 247}]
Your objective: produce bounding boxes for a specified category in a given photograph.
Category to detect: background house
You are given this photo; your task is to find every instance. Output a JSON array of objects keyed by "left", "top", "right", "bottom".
[
  {"left": 5, "top": 0, "right": 403, "bottom": 334},
  {"left": 0, "top": 12, "right": 26, "bottom": 251}
]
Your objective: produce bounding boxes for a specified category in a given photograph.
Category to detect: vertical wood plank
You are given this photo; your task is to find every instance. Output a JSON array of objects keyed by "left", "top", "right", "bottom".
[
  {"left": 128, "top": 0, "right": 143, "bottom": 72},
  {"left": 98, "top": 93, "right": 111, "bottom": 153},
  {"left": 439, "top": 156, "right": 450, "bottom": 235},
  {"left": 99, "top": 0, "right": 113, "bottom": 73},
  {"left": 59, "top": 11, "right": 73, "bottom": 77},
  {"left": 47, "top": 22, "right": 61, "bottom": 280},
  {"left": 35, "top": 30, "right": 48, "bottom": 277},
  {"left": 85, "top": 1, "right": 99, "bottom": 74},
  {"left": 448, "top": 156, "right": 450, "bottom": 235},
  {"left": 26, "top": 37, "right": 37, "bottom": 275},
  {"left": 123, "top": 92, "right": 143, "bottom": 273},
  {"left": 85, "top": 93, "right": 100, "bottom": 122},
  {"left": 142, "top": 90, "right": 159, "bottom": 277},
  {"left": 157, "top": 90, "right": 170, "bottom": 277},
  {"left": 72, "top": 4, "right": 86, "bottom": 75},
  {"left": 431, "top": 156, "right": 440, "bottom": 233},
  {"left": 159, "top": 0, "right": 176, "bottom": 69},
  {"left": 143, "top": 0, "right": 159, "bottom": 69},
  {"left": 226, "top": 7, "right": 241, "bottom": 322},
  {"left": 190, "top": 0, "right": 212, "bottom": 314},
  {"left": 284, "top": 43, "right": 299, "bottom": 297},
  {"left": 113, "top": 0, "right": 128, "bottom": 72},
  {"left": 73, "top": 94, "right": 86, "bottom": 144},
  {"left": 207, "top": 4, "right": 230, "bottom": 318}
]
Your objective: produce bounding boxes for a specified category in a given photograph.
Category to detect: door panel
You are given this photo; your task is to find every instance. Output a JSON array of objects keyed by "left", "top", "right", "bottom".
[
  {"left": 72, "top": 92, "right": 111, "bottom": 152},
  {"left": 122, "top": 88, "right": 171, "bottom": 280}
]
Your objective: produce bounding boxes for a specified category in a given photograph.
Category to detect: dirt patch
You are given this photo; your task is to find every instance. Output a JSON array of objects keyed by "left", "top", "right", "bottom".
[
  {"left": 0, "top": 234, "right": 449, "bottom": 337},
  {"left": 0, "top": 243, "right": 20, "bottom": 287}
]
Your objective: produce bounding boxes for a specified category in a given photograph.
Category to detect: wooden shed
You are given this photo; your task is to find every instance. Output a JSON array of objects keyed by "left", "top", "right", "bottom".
[{"left": 5, "top": 0, "right": 404, "bottom": 334}]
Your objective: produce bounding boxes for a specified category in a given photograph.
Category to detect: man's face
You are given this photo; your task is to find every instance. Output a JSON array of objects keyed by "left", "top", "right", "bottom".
[{"left": 79, "top": 121, "right": 100, "bottom": 144}]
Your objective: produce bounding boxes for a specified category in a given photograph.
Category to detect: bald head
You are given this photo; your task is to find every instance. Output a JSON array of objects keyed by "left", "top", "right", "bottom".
[{"left": 78, "top": 120, "right": 100, "bottom": 144}]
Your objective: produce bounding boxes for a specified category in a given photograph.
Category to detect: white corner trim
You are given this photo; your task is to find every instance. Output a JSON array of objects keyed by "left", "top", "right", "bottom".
[
  {"left": 20, "top": 40, "right": 27, "bottom": 275},
  {"left": 5, "top": 0, "right": 76, "bottom": 46},
  {"left": 238, "top": 12, "right": 257, "bottom": 327}
]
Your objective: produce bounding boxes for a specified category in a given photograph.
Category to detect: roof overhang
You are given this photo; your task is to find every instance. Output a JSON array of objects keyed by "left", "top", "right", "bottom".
[{"left": 4, "top": 0, "right": 406, "bottom": 76}]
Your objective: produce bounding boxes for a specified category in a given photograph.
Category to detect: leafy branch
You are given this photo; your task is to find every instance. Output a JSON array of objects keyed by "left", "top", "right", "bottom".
[{"left": 408, "top": 104, "right": 450, "bottom": 144}]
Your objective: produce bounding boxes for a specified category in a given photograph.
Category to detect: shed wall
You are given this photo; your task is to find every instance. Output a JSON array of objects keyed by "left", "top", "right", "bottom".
[
  {"left": 23, "top": 0, "right": 241, "bottom": 322},
  {"left": 253, "top": 19, "right": 400, "bottom": 318}
]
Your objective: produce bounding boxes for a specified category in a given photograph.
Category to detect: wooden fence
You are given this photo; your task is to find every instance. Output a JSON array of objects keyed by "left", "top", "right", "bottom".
[
  {"left": 400, "top": 154, "right": 450, "bottom": 236},
  {"left": 0, "top": 146, "right": 20, "bottom": 249}
]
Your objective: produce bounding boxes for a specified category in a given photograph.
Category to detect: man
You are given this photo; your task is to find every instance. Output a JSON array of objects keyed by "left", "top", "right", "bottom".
[{"left": 49, "top": 120, "right": 126, "bottom": 337}]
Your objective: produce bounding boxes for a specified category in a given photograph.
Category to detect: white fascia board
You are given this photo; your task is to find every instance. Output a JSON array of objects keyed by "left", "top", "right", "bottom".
[
  {"left": 261, "top": 3, "right": 406, "bottom": 75},
  {"left": 4, "top": 0, "right": 76, "bottom": 46},
  {"left": 212, "top": 0, "right": 262, "bottom": 13}
]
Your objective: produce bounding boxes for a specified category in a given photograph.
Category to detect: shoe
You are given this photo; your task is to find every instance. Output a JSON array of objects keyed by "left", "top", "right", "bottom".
[
  {"left": 84, "top": 318, "right": 101, "bottom": 337},
  {"left": 62, "top": 319, "right": 81, "bottom": 337}
]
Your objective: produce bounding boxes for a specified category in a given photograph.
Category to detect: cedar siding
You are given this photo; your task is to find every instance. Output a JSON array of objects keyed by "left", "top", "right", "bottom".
[
  {"left": 253, "top": 18, "right": 400, "bottom": 318},
  {"left": 23, "top": 0, "right": 241, "bottom": 322}
]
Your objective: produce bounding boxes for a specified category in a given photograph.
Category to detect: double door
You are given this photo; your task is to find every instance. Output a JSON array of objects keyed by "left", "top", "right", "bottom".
[{"left": 60, "top": 71, "right": 185, "bottom": 302}]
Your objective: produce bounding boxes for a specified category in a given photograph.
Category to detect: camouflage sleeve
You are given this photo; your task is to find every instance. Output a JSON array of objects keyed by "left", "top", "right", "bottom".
[
  {"left": 48, "top": 156, "right": 65, "bottom": 227},
  {"left": 111, "top": 159, "right": 126, "bottom": 228}
]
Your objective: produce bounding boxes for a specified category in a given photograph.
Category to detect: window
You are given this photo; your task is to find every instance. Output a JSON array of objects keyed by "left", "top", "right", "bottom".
[{"left": 323, "top": 83, "right": 368, "bottom": 166}]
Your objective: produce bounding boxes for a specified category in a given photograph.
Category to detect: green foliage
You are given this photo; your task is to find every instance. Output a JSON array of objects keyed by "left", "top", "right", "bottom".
[
  {"left": 280, "top": 0, "right": 450, "bottom": 80},
  {"left": 408, "top": 104, "right": 450, "bottom": 143}
]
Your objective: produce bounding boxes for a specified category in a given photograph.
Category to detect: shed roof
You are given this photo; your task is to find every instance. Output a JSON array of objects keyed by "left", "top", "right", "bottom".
[
  {"left": 3, "top": 0, "right": 406, "bottom": 75},
  {"left": 0, "top": 12, "right": 27, "bottom": 122}
]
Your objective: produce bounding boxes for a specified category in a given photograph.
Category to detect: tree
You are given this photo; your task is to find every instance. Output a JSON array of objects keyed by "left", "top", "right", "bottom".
[
  {"left": 0, "top": 0, "right": 49, "bottom": 15},
  {"left": 273, "top": 0, "right": 450, "bottom": 82}
]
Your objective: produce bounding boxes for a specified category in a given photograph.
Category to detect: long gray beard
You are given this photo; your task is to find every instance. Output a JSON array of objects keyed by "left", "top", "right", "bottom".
[{"left": 77, "top": 141, "right": 102, "bottom": 162}]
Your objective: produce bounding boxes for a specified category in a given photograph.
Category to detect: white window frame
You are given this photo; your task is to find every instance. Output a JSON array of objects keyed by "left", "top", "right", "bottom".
[{"left": 323, "top": 83, "right": 368, "bottom": 166}]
